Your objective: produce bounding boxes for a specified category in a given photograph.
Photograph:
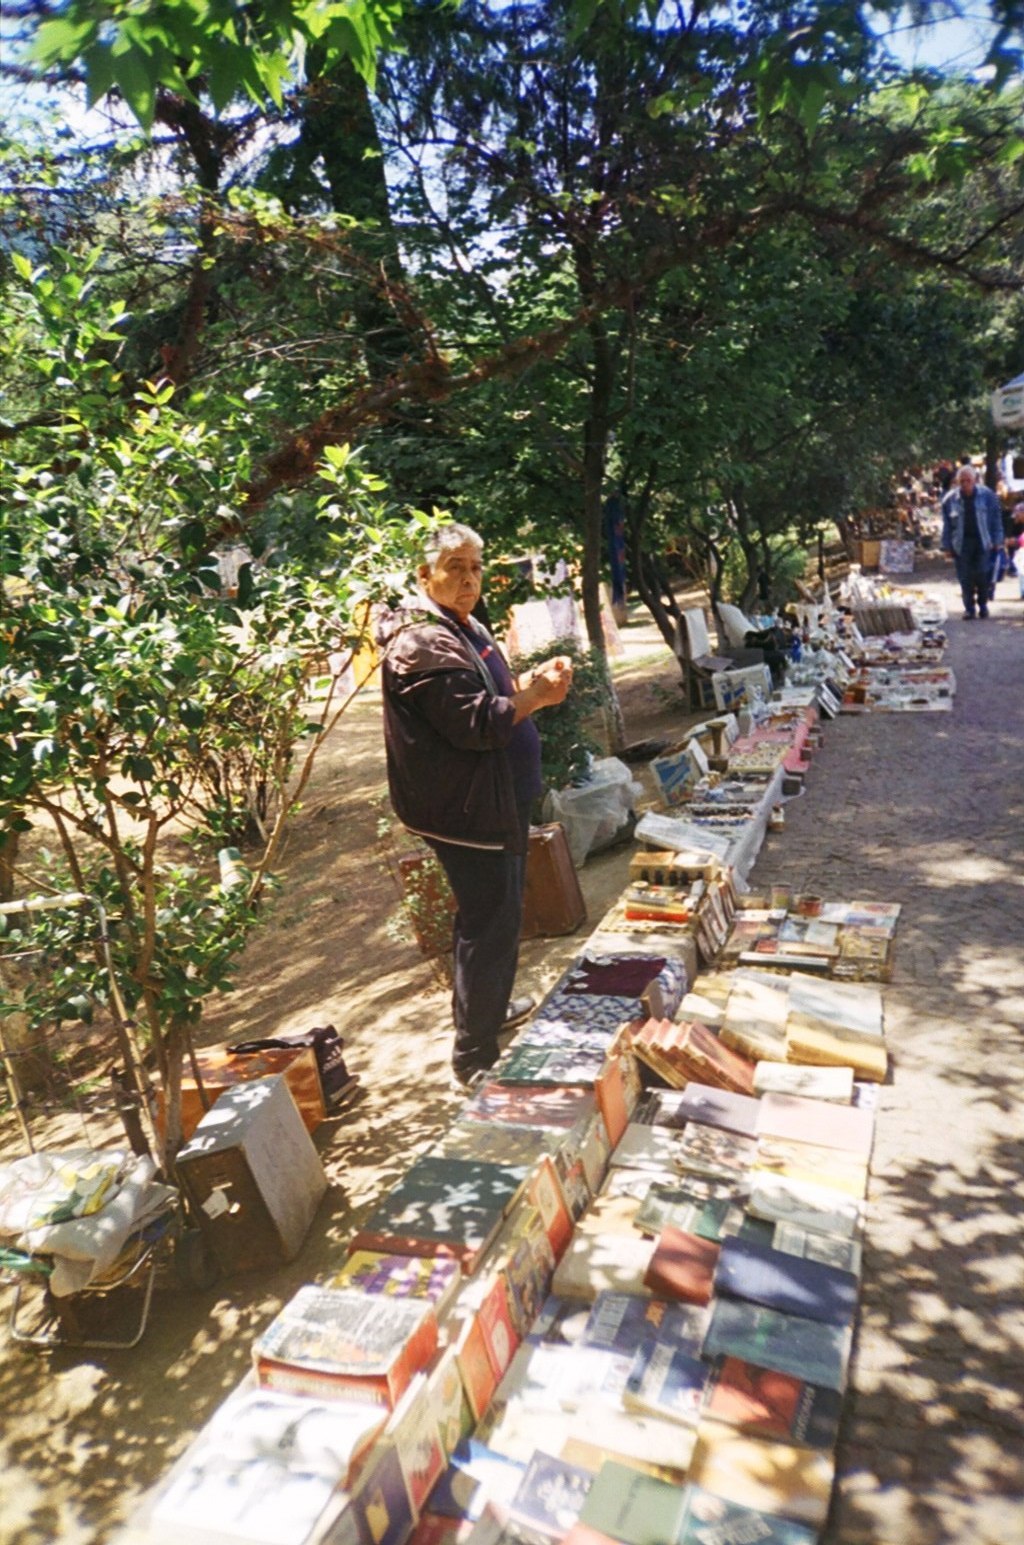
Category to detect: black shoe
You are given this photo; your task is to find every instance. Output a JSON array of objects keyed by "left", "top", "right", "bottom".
[
  {"left": 978, "top": 608, "right": 989, "bottom": 619},
  {"left": 504, "top": 994, "right": 535, "bottom": 1028},
  {"left": 962, "top": 610, "right": 976, "bottom": 620}
]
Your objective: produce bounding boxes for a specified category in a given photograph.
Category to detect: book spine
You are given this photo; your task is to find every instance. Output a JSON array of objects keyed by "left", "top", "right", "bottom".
[{"left": 256, "top": 1360, "right": 393, "bottom": 1406}]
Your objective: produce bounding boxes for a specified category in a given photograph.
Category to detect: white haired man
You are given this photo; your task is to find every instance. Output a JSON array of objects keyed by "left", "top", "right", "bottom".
[
  {"left": 376, "top": 523, "right": 572, "bottom": 1087},
  {"left": 940, "top": 464, "right": 1005, "bottom": 620}
]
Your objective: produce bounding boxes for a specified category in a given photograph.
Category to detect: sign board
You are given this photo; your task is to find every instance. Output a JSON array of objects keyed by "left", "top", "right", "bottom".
[{"left": 992, "top": 373, "right": 1024, "bottom": 430}]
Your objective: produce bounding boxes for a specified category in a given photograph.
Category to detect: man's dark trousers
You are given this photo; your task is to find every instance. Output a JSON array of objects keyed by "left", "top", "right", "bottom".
[
  {"left": 956, "top": 548, "right": 993, "bottom": 616},
  {"left": 428, "top": 802, "right": 530, "bottom": 1079}
]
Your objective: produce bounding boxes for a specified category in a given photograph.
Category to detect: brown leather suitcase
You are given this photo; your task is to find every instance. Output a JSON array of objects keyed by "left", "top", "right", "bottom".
[{"left": 521, "top": 822, "right": 587, "bottom": 940}]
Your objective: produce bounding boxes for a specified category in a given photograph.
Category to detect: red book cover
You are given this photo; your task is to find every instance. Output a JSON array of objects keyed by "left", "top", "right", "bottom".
[
  {"left": 476, "top": 1270, "right": 521, "bottom": 1382},
  {"left": 525, "top": 1155, "right": 574, "bottom": 1260},
  {"left": 452, "top": 1312, "right": 500, "bottom": 1423},
  {"left": 643, "top": 1226, "right": 721, "bottom": 1306},
  {"left": 594, "top": 1055, "right": 630, "bottom": 1149}
]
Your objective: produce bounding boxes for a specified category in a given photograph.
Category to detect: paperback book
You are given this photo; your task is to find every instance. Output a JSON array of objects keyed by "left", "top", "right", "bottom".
[
  {"left": 713, "top": 1233, "right": 859, "bottom": 1327},
  {"left": 702, "top": 1355, "right": 844, "bottom": 1450},
  {"left": 702, "top": 1296, "right": 853, "bottom": 1393}
]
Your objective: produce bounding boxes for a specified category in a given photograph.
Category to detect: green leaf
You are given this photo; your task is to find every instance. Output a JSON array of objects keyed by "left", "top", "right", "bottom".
[{"left": 111, "top": 42, "right": 158, "bottom": 133}]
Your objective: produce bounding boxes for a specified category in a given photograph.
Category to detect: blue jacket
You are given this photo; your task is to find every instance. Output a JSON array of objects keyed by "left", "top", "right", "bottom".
[{"left": 941, "top": 484, "right": 1004, "bottom": 557}]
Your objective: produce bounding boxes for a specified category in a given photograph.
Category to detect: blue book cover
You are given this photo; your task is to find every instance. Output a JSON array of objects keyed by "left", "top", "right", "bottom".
[
  {"left": 623, "top": 1339, "right": 709, "bottom": 1425},
  {"left": 428, "top": 1438, "right": 526, "bottom": 1522},
  {"left": 679, "top": 1483, "right": 819, "bottom": 1544},
  {"left": 508, "top": 1450, "right": 593, "bottom": 1539},
  {"left": 715, "top": 1233, "right": 858, "bottom": 1327},
  {"left": 702, "top": 1297, "right": 851, "bottom": 1393},
  {"left": 581, "top": 1291, "right": 708, "bottom": 1355},
  {"left": 348, "top": 1442, "right": 415, "bottom": 1545}
]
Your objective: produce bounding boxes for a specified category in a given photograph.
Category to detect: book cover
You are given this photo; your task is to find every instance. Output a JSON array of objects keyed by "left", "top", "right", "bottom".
[
  {"left": 524, "top": 1156, "right": 574, "bottom": 1260},
  {"left": 329, "top": 1252, "right": 462, "bottom": 1320},
  {"left": 433, "top": 1121, "right": 556, "bottom": 1169},
  {"left": 676, "top": 1123, "right": 758, "bottom": 1184},
  {"left": 476, "top": 1270, "right": 521, "bottom": 1382},
  {"left": 607, "top": 1122, "right": 690, "bottom": 1173},
  {"left": 752, "top": 1062, "right": 854, "bottom": 1104},
  {"left": 580, "top": 1291, "right": 707, "bottom": 1356},
  {"left": 593, "top": 1056, "right": 630, "bottom": 1149},
  {"left": 387, "top": 1374, "right": 448, "bottom": 1515},
  {"left": 493, "top": 1340, "right": 634, "bottom": 1414},
  {"left": 714, "top": 1234, "right": 858, "bottom": 1326},
  {"left": 508, "top": 1451, "right": 593, "bottom": 1541},
  {"left": 526, "top": 1294, "right": 592, "bottom": 1347},
  {"left": 642, "top": 1226, "right": 721, "bottom": 1306},
  {"left": 429, "top": 1439, "right": 526, "bottom": 1523},
  {"left": 577, "top": 1459, "right": 690, "bottom": 1545},
  {"left": 459, "top": 1085, "right": 598, "bottom": 1132},
  {"left": 702, "top": 1296, "right": 852, "bottom": 1392},
  {"left": 686, "top": 1424, "right": 835, "bottom": 1528},
  {"left": 347, "top": 1440, "right": 418, "bottom": 1545},
  {"left": 753, "top": 1136, "right": 868, "bottom": 1199},
  {"left": 677, "top": 1483, "right": 820, "bottom": 1544},
  {"left": 702, "top": 1355, "right": 844, "bottom": 1450},
  {"left": 550, "top": 1228, "right": 656, "bottom": 1302},
  {"left": 629, "top": 1017, "right": 756, "bottom": 1096},
  {"left": 425, "top": 1344, "right": 475, "bottom": 1459},
  {"left": 772, "top": 1219, "right": 862, "bottom": 1278},
  {"left": 493, "top": 1043, "right": 607, "bottom": 1087},
  {"left": 756, "top": 1090, "right": 875, "bottom": 1159},
  {"left": 633, "top": 1183, "right": 734, "bottom": 1243},
  {"left": 662, "top": 1083, "right": 761, "bottom": 1138},
  {"left": 452, "top": 1310, "right": 501, "bottom": 1424},
  {"left": 347, "top": 1157, "right": 530, "bottom": 1275},
  {"left": 253, "top": 1286, "right": 439, "bottom": 1409},
  {"left": 747, "top": 1173, "right": 864, "bottom": 1242},
  {"left": 622, "top": 1339, "right": 709, "bottom": 1426},
  {"left": 493, "top": 1208, "right": 557, "bottom": 1338},
  {"left": 147, "top": 1386, "right": 387, "bottom": 1545}
]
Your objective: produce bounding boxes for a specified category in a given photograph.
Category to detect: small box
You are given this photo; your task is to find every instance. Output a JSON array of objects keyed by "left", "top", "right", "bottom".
[
  {"left": 176, "top": 1074, "right": 327, "bottom": 1275},
  {"left": 166, "top": 1043, "right": 326, "bottom": 1142}
]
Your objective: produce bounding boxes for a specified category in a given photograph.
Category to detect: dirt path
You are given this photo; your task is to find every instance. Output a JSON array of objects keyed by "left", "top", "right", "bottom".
[{"left": 2, "top": 561, "right": 1021, "bottom": 1545}]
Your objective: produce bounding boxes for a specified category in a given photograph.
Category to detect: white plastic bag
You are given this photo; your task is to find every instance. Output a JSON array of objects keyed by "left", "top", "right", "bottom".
[{"left": 542, "top": 756, "right": 641, "bottom": 867}]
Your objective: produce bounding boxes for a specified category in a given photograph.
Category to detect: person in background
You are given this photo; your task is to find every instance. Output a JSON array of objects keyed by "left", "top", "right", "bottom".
[
  {"left": 376, "top": 522, "right": 572, "bottom": 1088},
  {"left": 940, "top": 463, "right": 1005, "bottom": 620}
]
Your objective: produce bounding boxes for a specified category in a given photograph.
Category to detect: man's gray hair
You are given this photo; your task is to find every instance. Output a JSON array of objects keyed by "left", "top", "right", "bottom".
[{"left": 420, "top": 521, "right": 484, "bottom": 569}]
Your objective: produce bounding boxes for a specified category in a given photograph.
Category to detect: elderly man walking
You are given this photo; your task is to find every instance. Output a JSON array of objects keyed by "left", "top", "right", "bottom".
[{"left": 940, "top": 463, "right": 1005, "bottom": 620}]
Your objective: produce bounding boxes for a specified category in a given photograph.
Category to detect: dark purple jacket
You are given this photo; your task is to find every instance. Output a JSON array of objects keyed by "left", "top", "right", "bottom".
[{"left": 376, "top": 595, "right": 525, "bottom": 852}]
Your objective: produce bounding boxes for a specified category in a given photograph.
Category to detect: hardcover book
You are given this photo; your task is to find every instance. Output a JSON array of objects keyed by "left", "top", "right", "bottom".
[
  {"left": 493, "top": 1044, "right": 608, "bottom": 1087},
  {"left": 387, "top": 1373, "right": 448, "bottom": 1515},
  {"left": 772, "top": 1220, "right": 862, "bottom": 1278},
  {"left": 713, "top": 1234, "right": 859, "bottom": 1328},
  {"left": 508, "top": 1450, "right": 593, "bottom": 1541},
  {"left": 661, "top": 1083, "right": 761, "bottom": 1138},
  {"left": 622, "top": 1339, "right": 709, "bottom": 1426},
  {"left": 459, "top": 1085, "right": 598, "bottom": 1133},
  {"left": 677, "top": 1483, "right": 820, "bottom": 1544},
  {"left": 642, "top": 1226, "right": 720, "bottom": 1306},
  {"left": 752, "top": 1062, "right": 855, "bottom": 1104},
  {"left": 252, "top": 1285, "right": 439, "bottom": 1408},
  {"left": 550, "top": 1228, "right": 656, "bottom": 1302},
  {"left": 580, "top": 1291, "right": 707, "bottom": 1357},
  {"left": 577, "top": 1459, "right": 690, "bottom": 1545},
  {"left": 628, "top": 1017, "right": 757, "bottom": 1095},
  {"left": 756, "top": 1090, "right": 875, "bottom": 1159},
  {"left": 347, "top": 1439, "right": 419, "bottom": 1545},
  {"left": 632, "top": 1183, "right": 734, "bottom": 1243},
  {"left": 686, "top": 1424, "right": 835, "bottom": 1528},
  {"left": 328, "top": 1252, "right": 462, "bottom": 1320},
  {"left": 702, "top": 1355, "right": 844, "bottom": 1450},
  {"left": 702, "top": 1296, "right": 852, "bottom": 1393},
  {"left": 347, "top": 1156, "right": 529, "bottom": 1275},
  {"left": 524, "top": 1156, "right": 574, "bottom": 1261},
  {"left": 146, "top": 1385, "right": 387, "bottom": 1545},
  {"left": 753, "top": 1136, "right": 868, "bottom": 1200}
]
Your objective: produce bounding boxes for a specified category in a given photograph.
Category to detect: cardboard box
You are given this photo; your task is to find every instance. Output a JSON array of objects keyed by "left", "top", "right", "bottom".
[
  {"left": 166, "top": 1044, "right": 326, "bottom": 1142},
  {"left": 176, "top": 1075, "right": 328, "bottom": 1275}
]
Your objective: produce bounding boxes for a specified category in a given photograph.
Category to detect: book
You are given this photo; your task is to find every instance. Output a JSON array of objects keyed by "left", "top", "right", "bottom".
[
  {"left": 429, "top": 1439, "right": 526, "bottom": 1523},
  {"left": 252, "top": 1285, "right": 439, "bottom": 1408},
  {"left": 686, "top": 1424, "right": 835, "bottom": 1528},
  {"left": 593, "top": 1055, "right": 630, "bottom": 1148},
  {"left": 675, "top": 1123, "right": 758, "bottom": 1184},
  {"left": 550, "top": 1228, "right": 656, "bottom": 1302},
  {"left": 702, "top": 1296, "right": 853, "bottom": 1393},
  {"left": 507, "top": 1451, "right": 593, "bottom": 1541},
  {"left": 328, "top": 1251, "right": 462, "bottom": 1321},
  {"left": 424, "top": 1344, "right": 475, "bottom": 1459},
  {"left": 493, "top": 1043, "right": 608, "bottom": 1086},
  {"left": 146, "top": 1385, "right": 387, "bottom": 1545},
  {"left": 661, "top": 1083, "right": 761, "bottom": 1138},
  {"left": 459, "top": 1085, "right": 598, "bottom": 1133},
  {"left": 753, "top": 1136, "right": 868, "bottom": 1199},
  {"left": 348, "top": 1440, "right": 417, "bottom": 1545},
  {"left": 606, "top": 1122, "right": 692, "bottom": 1173},
  {"left": 633, "top": 1182, "right": 735, "bottom": 1242},
  {"left": 642, "top": 1226, "right": 720, "bottom": 1306},
  {"left": 580, "top": 1291, "right": 708, "bottom": 1356},
  {"left": 433, "top": 1121, "right": 557, "bottom": 1169},
  {"left": 702, "top": 1355, "right": 844, "bottom": 1450},
  {"left": 489, "top": 1205, "right": 557, "bottom": 1337},
  {"left": 523, "top": 1156, "right": 574, "bottom": 1260},
  {"left": 752, "top": 1062, "right": 855, "bottom": 1103},
  {"left": 347, "top": 1156, "right": 529, "bottom": 1275},
  {"left": 772, "top": 1219, "right": 862, "bottom": 1278},
  {"left": 713, "top": 1233, "right": 859, "bottom": 1327},
  {"left": 387, "top": 1373, "right": 448, "bottom": 1515},
  {"left": 451, "top": 1277, "right": 520, "bottom": 1425},
  {"left": 628, "top": 1017, "right": 756, "bottom": 1095},
  {"left": 492, "top": 1340, "right": 634, "bottom": 1414},
  {"left": 526, "top": 1294, "right": 592, "bottom": 1348},
  {"left": 577, "top": 1459, "right": 690, "bottom": 1545},
  {"left": 482, "top": 1398, "right": 697, "bottom": 1482},
  {"left": 622, "top": 1339, "right": 709, "bottom": 1426},
  {"left": 747, "top": 1173, "right": 864, "bottom": 1242},
  {"left": 677, "top": 1484, "right": 819, "bottom": 1544},
  {"left": 756, "top": 1090, "right": 875, "bottom": 1159}
]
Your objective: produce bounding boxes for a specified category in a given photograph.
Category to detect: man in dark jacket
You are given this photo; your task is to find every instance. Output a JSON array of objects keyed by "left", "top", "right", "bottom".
[
  {"left": 378, "top": 522, "right": 572, "bottom": 1086},
  {"left": 940, "top": 463, "right": 1005, "bottom": 620}
]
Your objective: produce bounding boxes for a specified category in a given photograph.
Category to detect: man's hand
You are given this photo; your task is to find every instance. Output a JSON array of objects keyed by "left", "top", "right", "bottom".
[{"left": 513, "top": 655, "right": 574, "bottom": 720}]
